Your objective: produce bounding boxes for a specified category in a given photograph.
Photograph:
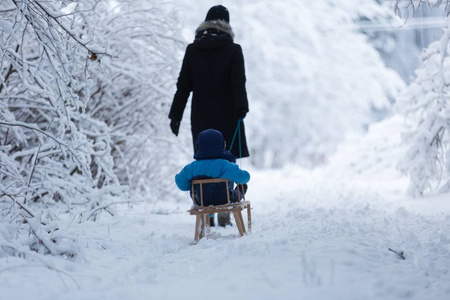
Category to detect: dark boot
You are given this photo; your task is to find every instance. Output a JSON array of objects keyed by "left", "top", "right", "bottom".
[{"left": 218, "top": 212, "right": 232, "bottom": 227}]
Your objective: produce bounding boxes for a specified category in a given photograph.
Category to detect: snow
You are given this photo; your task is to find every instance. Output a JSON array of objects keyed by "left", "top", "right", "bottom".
[
  {"left": 2, "top": 1, "right": 450, "bottom": 299},
  {"left": 178, "top": 0, "right": 405, "bottom": 168},
  {"left": 2, "top": 163, "right": 450, "bottom": 300}
]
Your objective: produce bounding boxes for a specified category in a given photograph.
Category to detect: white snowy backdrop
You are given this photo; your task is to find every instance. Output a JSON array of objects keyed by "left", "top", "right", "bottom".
[
  {"left": 1, "top": 0, "right": 450, "bottom": 299},
  {"left": 177, "top": 0, "right": 405, "bottom": 168}
]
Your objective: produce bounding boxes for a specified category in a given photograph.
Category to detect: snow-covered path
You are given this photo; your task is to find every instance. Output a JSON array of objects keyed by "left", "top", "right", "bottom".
[{"left": 2, "top": 169, "right": 450, "bottom": 300}]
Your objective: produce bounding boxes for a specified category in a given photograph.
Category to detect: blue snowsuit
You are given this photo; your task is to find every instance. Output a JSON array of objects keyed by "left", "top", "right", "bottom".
[{"left": 175, "top": 129, "right": 250, "bottom": 206}]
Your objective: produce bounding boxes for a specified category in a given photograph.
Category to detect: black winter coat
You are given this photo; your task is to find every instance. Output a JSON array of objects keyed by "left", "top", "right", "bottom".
[{"left": 169, "top": 21, "right": 249, "bottom": 158}]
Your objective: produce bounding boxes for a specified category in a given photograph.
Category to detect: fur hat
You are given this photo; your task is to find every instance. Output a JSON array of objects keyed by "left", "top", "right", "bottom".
[{"left": 205, "top": 5, "right": 230, "bottom": 23}]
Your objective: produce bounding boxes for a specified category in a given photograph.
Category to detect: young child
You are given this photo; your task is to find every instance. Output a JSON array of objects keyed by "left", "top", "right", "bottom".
[{"left": 175, "top": 129, "right": 250, "bottom": 211}]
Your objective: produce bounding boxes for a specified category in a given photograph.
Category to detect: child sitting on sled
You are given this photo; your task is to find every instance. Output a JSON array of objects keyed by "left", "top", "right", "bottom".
[{"left": 175, "top": 129, "right": 250, "bottom": 221}]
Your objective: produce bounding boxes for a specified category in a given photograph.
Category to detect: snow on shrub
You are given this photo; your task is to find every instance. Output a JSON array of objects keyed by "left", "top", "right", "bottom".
[
  {"left": 0, "top": 0, "right": 123, "bottom": 259},
  {"left": 1, "top": 0, "right": 187, "bottom": 259},
  {"left": 82, "top": 0, "right": 187, "bottom": 203},
  {"left": 396, "top": 29, "right": 450, "bottom": 196}
]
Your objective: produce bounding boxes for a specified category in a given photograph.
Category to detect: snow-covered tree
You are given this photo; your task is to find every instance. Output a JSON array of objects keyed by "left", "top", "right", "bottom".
[
  {"left": 394, "top": 0, "right": 450, "bottom": 17},
  {"left": 1, "top": 0, "right": 187, "bottom": 259},
  {"left": 82, "top": 0, "right": 187, "bottom": 203},
  {"left": 396, "top": 29, "right": 450, "bottom": 196},
  {"left": 0, "top": 0, "right": 124, "bottom": 258},
  {"left": 392, "top": 0, "right": 450, "bottom": 196}
]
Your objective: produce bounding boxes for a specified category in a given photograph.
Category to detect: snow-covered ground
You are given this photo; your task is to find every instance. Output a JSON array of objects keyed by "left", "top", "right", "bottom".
[
  {"left": 2, "top": 1, "right": 450, "bottom": 299},
  {"left": 2, "top": 162, "right": 449, "bottom": 300}
]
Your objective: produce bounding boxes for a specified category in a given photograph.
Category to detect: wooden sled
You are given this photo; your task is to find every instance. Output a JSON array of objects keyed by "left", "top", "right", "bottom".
[{"left": 188, "top": 178, "right": 251, "bottom": 242}]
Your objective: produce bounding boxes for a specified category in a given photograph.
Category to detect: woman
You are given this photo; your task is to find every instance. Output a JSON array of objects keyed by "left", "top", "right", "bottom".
[{"left": 169, "top": 5, "right": 249, "bottom": 159}]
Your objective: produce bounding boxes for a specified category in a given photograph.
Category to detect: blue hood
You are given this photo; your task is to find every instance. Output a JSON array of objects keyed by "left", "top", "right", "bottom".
[{"left": 194, "top": 129, "right": 235, "bottom": 162}]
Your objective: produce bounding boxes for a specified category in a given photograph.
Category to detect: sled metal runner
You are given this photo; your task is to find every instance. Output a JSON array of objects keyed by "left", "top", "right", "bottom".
[{"left": 188, "top": 178, "right": 251, "bottom": 242}]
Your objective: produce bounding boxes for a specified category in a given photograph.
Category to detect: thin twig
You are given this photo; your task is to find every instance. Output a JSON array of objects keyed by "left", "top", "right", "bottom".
[
  {"left": 31, "top": 0, "right": 110, "bottom": 58},
  {"left": 2, "top": 194, "right": 35, "bottom": 218},
  {"left": 86, "top": 200, "right": 146, "bottom": 220},
  {"left": 0, "top": 45, "right": 19, "bottom": 94},
  {"left": 388, "top": 248, "right": 406, "bottom": 260},
  {"left": 27, "top": 144, "right": 42, "bottom": 187}
]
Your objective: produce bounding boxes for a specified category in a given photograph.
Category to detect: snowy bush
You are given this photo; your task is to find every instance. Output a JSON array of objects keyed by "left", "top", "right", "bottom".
[
  {"left": 1, "top": 0, "right": 187, "bottom": 258},
  {"left": 0, "top": 0, "right": 122, "bottom": 258},
  {"left": 396, "top": 29, "right": 450, "bottom": 196},
  {"left": 82, "top": 0, "right": 187, "bottom": 203}
]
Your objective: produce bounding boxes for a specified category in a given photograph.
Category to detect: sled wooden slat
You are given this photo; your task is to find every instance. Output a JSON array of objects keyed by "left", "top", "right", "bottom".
[{"left": 188, "top": 178, "right": 251, "bottom": 242}]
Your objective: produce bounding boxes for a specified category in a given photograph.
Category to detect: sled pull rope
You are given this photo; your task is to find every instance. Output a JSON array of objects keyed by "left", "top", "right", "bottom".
[{"left": 229, "top": 119, "right": 242, "bottom": 158}]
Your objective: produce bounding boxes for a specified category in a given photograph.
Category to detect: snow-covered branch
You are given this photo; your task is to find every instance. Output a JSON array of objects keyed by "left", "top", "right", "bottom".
[
  {"left": 394, "top": 0, "right": 450, "bottom": 17},
  {"left": 0, "top": 0, "right": 127, "bottom": 259},
  {"left": 396, "top": 29, "right": 450, "bottom": 196},
  {"left": 1, "top": 0, "right": 186, "bottom": 260}
]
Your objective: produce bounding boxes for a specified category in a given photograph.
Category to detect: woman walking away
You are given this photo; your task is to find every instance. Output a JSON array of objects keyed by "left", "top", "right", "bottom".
[{"left": 169, "top": 5, "right": 250, "bottom": 160}]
